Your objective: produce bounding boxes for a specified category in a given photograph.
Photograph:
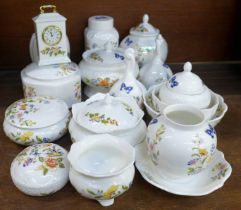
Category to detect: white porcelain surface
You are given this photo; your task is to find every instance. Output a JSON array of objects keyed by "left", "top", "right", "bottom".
[
  {"left": 139, "top": 35, "right": 173, "bottom": 89},
  {"left": 69, "top": 93, "right": 146, "bottom": 146},
  {"left": 21, "top": 62, "right": 81, "bottom": 108},
  {"left": 11, "top": 143, "right": 69, "bottom": 196},
  {"left": 68, "top": 135, "right": 135, "bottom": 206},
  {"left": 3, "top": 97, "right": 70, "bottom": 145},
  {"left": 158, "top": 62, "right": 211, "bottom": 109},
  {"left": 29, "top": 33, "right": 71, "bottom": 63},
  {"left": 146, "top": 104, "right": 217, "bottom": 180},
  {"left": 110, "top": 48, "right": 146, "bottom": 107},
  {"left": 84, "top": 15, "right": 119, "bottom": 50},
  {"left": 135, "top": 141, "right": 232, "bottom": 196},
  {"left": 79, "top": 44, "right": 139, "bottom": 97},
  {"left": 120, "top": 14, "right": 168, "bottom": 67}
]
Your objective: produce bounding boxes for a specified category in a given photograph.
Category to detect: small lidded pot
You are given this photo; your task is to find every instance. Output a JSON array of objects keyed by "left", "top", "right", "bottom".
[
  {"left": 120, "top": 14, "right": 168, "bottom": 67},
  {"left": 11, "top": 143, "right": 69, "bottom": 196},
  {"left": 146, "top": 104, "right": 217, "bottom": 181},
  {"left": 68, "top": 134, "right": 135, "bottom": 207},
  {"left": 84, "top": 15, "right": 119, "bottom": 50},
  {"left": 158, "top": 62, "right": 212, "bottom": 109},
  {"left": 79, "top": 43, "right": 139, "bottom": 97},
  {"left": 69, "top": 93, "right": 146, "bottom": 146},
  {"left": 21, "top": 62, "right": 81, "bottom": 108},
  {"left": 3, "top": 96, "right": 70, "bottom": 146}
]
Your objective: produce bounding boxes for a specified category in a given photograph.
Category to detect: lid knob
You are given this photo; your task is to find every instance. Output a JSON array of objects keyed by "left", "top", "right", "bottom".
[
  {"left": 155, "top": 34, "right": 164, "bottom": 56},
  {"left": 125, "top": 48, "right": 136, "bottom": 73},
  {"left": 103, "top": 93, "right": 112, "bottom": 105},
  {"left": 184, "top": 62, "right": 192, "bottom": 72},
  {"left": 143, "top": 14, "right": 149, "bottom": 23},
  {"left": 104, "top": 41, "right": 113, "bottom": 52}
]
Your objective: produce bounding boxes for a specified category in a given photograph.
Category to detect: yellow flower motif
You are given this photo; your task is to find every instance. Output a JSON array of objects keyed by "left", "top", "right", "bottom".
[
  {"left": 20, "top": 131, "right": 34, "bottom": 142},
  {"left": 103, "top": 185, "right": 119, "bottom": 199},
  {"left": 199, "top": 148, "right": 208, "bottom": 156}
]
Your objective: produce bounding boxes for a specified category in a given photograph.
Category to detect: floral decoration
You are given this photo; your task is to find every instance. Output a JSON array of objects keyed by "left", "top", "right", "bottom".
[
  {"left": 57, "top": 63, "right": 77, "bottom": 76},
  {"left": 147, "top": 124, "right": 165, "bottom": 165},
  {"left": 122, "top": 103, "right": 134, "bottom": 116},
  {"left": 114, "top": 53, "right": 124, "bottom": 60},
  {"left": 15, "top": 144, "right": 65, "bottom": 175},
  {"left": 135, "top": 25, "right": 149, "bottom": 32},
  {"left": 205, "top": 124, "right": 216, "bottom": 139},
  {"left": 85, "top": 112, "right": 119, "bottom": 126},
  {"left": 90, "top": 52, "right": 103, "bottom": 62},
  {"left": 74, "top": 81, "right": 81, "bottom": 100},
  {"left": 6, "top": 97, "right": 50, "bottom": 127},
  {"left": 41, "top": 46, "right": 65, "bottom": 56},
  {"left": 23, "top": 85, "right": 37, "bottom": 97},
  {"left": 149, "top": 118, "right": 158, "bottom": 125},
  {"left": 86, "top": 184, "right": 131, "bottom": 200},
  {"left": 214, "top": 104, "right": 224, "bottom": 118},
  {"left": 187, "top": 135, "right": 215, "bottom": 175},
  {"left": 120, "top": 83, "right": 133, "bottom": 94},
  {"left": 83, "top": 77, "right": 117, "bottom": 88},
  {"left": 124, "top": 38, "right": 133, "bottom": 46},
  {"left": 169, "top": 76, "right": 178, "bottom": 88},
  {"left": 211, "top": 162, "right": 229, "bottom": 181}
]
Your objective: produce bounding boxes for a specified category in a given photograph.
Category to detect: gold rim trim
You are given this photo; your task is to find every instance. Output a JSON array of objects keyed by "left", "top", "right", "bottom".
[{"left": 40, "top": 5, "right": 57, "bottom": 14}]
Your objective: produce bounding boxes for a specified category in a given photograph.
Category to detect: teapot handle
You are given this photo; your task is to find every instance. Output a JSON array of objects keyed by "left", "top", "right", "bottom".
[{"left": 40, "top": 5, "right": 57, "bottom": 14}]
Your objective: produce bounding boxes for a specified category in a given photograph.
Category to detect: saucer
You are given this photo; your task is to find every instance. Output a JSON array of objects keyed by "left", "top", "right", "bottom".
[{"left": 135, "top": 142, "right": 232, "bottom": 196}]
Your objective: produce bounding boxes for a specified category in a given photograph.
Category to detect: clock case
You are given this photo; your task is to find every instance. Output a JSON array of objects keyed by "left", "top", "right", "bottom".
[{"left": 33, "top": 6, "right": 71, "bottom": 66}]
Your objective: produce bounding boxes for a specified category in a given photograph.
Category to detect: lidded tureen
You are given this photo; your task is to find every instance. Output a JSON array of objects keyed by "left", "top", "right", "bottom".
[
  {"left": 11, "top": 143, "right": 69, "bottom": 196},
  {"left": 110, "top": 48, "right": 146, "bottom": 107},
  {"left": 158, "top": 62, "right": 212, "bottom": 109},
  {"left": 139, "top": 35, "right": 173, "bottom": 89},
  {"left": 3, "top": 96, "right": 70, "bottom": 146},
  {"left": 69, "top": 93, "right": 147, "bottom": 146},
  {"left": 120, "top": 14, "right": 168, "bottom": 67},
  {"left": 84, "top": 15, "right": 119, "bottom": 50},
  {"left": 79, "top": 43, "right": 139, "bottom": 97},
  {"left": 21, "top": 62, "right": 81, "bottom": 108}
]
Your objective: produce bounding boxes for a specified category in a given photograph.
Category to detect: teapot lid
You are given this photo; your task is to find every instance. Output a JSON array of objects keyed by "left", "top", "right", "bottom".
[
  {"left": 130, "top": 14, "right": 159, "bottom": 36},
  {"left": 83, "top": 42, "right": 125, "bottom": 65},
  {"left": 23, "top": 62, "right": 79, "bottom": 80},
  {"left": 5, "top": 97, "right": 69, "bottom": 129},
  {"left": 88, "top": 15, "right": 114, "bottom": 30},
  {"left": 72, "top": 93, "right": 144, "bottom": 133},
  {"left": 167, "top": 62, "right": 205, "bottom": 95}
]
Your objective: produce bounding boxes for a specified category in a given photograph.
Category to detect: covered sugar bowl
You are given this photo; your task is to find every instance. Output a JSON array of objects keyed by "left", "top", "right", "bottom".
[
  {"left": 146, "top": 104, "right": 217, "bottom": 181},
  {"left": 79, "top": 43, "right": 139, "bottom": 97},
  {"left": 120, "top": 14, "right": 168, "bottom": 67},
  {"left": 3, "top": 96, "right": 70, "bottom": 146},
  {"left": 84, "top": 15, "right": 119, "bottom": 50},
  {"left": 11, "top": 143, "right": 69, "bottom": 196},
  {"left": 158, "top": 62, "right": 212, "bottom": 109},
  {"left": 21, "top": 62, "right": 81, "bottom": 108},
  {"left": 68, "top": 134, "right": 135, "bottom": 206},
  {"left": 69, "top": 93, "right": 146, "bottom": 146}
]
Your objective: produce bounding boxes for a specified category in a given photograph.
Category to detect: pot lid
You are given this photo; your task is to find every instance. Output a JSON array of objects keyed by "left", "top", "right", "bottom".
[
  {"left": 11, "top": 143, "right": 69, "bottom": 191},
  {"left": 5, "top": 97, "right": 69, "bottom": 129},
  {"left": 130, "top": 14, "right": 159, "bottom": 36},
  {"left": 83, "top": 42, "right": 125, "bottom": 65},
  {"left": 23, "top": 62, "right": 79, "bottom": 80},
  {"left": 72, "top": 93, "right": 144, "bottom": 133},
  {"left": 167, "top": 62, "right": 205, "bottom": 95}
]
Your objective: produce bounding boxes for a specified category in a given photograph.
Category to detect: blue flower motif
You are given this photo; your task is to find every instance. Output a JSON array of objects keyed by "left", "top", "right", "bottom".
[
  {"left": 115, "top": 53, "right": 124, "bottom": 60},
  {"left": 150, "top": 118, "right": 158, "bottom": 125},
  {"left": 42, "top": 138, "right": 50, "bottom": 143},
  {"left": 205, "top": 124, "right": 216, "bottom": 138},
  {"left": 124, "top": 38, "right": 133, "bottom": 46},
  {"left": 163, "top": 64, "right": 169, "bottom": 68},
  {"left": 169, "top": 76, "right": 178, "bottom": 88}
]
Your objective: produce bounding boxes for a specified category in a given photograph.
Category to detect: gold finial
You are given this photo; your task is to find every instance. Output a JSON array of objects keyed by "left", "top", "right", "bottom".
[{"left": 40, "top": 5, "right": 57, "bottom": 14}]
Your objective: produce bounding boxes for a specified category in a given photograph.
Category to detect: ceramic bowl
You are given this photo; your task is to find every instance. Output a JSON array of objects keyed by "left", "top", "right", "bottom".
[
  {"left": 21, "top": 62, "right": 81, "bottom": 108},
  {"left": 68, "top": 134, "right": 135, "bottom": 207},
  {"left": 120, "top": 14, "right": 168, "bottom": 67},
  {"left": 79, "top": 43, "right": 139, "bottom": 97},
  {"left": 146, "top": 104, "right": 217, "bottom": 181},
  {"left": 209, "top": 95, "right": 228, "bottom": 127},
  {"left": 69, "top": 93, "right": 146, "bottom": 146},
  {"left": 3, "top": 97, "right": 70, "bottom": 146},
  {"left": 11, "top": 143, "right": 69, "bottom": 196}
]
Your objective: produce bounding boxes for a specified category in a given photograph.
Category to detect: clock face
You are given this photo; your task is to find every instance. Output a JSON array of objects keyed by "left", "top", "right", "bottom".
[{"left": 42, "top": 26, "right": 62, "bottom": 46}]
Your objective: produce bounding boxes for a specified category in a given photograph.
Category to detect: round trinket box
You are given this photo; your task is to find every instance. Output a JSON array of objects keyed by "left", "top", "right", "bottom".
[
  {"left": 11, "top": 143, "right": 69, "bottom": 196},
  {"left": 3, "top": 96, "right": 70, "bottom": 146}
]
